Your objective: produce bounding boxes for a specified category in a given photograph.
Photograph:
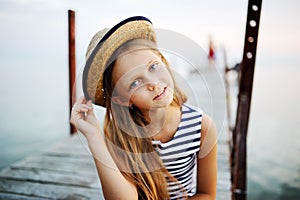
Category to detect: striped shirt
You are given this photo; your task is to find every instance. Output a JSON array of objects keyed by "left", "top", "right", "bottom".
[{"left": 152, "top": 104, "right": 202, "bottom": 199}]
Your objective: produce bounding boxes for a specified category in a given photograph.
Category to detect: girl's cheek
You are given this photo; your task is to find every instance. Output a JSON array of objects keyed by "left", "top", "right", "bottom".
[
  {"left": 130, "top": 91, "right": 140, "bottom": 101},
  {"left": 132, "top": 90, "right": 148, "bottom": 101}
]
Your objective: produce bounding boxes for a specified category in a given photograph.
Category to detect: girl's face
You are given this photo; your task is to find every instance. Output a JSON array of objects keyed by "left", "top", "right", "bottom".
[{"left": 111, "top": 49, "right": 174, "bottom": 112}]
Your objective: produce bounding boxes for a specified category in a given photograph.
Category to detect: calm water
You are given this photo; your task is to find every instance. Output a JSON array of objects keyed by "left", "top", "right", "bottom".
[
  {"left": 0, "top": 63, "right": 299, "bottom": 199},
  {"left": 247, "top": 66, "right": 300, "bottom": 199},
  {"left": 0, "top": 62, "right": 70, "bottom": 169}
]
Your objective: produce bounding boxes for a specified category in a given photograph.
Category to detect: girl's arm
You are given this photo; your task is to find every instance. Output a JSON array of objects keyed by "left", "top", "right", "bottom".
[
  {"left": 189, "top": 113, "right": 218, "bottom": 200},
  {"left": 70, "top": 97, "right": 138, "bottom": 200}
]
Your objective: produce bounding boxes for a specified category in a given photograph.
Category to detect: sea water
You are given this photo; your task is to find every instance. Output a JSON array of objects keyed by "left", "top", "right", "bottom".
[
  {"left": 0, "top": 62, "right": 70, "bottom": 169},
  {"left": 247, "top": 65, "right": 300, "bottom": 199}
]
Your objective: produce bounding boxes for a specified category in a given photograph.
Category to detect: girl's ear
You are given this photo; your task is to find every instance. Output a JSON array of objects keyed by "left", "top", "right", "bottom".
[
  {"left": 111, "top": 96, "right": 130, "bottom": 106},
  {"left": 157, "top": 52, "right": 163, "bottom": 59},
  {"left": 158, "top": 52, "right": 168, "bottom": 65}
]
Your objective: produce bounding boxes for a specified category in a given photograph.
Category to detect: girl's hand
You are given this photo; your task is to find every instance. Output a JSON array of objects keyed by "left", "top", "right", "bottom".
[{"left": 70, "top": 96, "right": 100, "bottom": 138}]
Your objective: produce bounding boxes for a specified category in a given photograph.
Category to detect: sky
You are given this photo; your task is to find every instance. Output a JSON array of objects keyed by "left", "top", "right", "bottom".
[{"left": 1, "top": 0, "right": 299, "bottom": 71}]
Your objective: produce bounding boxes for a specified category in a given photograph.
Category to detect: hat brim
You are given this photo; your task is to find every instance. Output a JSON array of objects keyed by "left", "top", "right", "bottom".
[{"left": 83, "top": 16, "right": 157, "bottom": 107}]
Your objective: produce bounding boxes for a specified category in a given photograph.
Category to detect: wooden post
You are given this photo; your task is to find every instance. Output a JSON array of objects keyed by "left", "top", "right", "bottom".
[
  {"left": 232, "top": 0, "right": 262, "bottom": 200},
  {"left": 68, "top": 10, "right": 77, "bottom": 134}
]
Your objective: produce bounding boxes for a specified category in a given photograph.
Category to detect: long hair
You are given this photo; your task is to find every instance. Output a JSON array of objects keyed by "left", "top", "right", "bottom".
[{"left": 102, "top": 39, "right": 188, "bottom": 199}]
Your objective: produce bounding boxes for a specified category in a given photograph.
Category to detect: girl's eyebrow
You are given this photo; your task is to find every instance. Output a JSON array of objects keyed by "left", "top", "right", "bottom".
[
  {"left": 125, "top": 58, "right": 156, "bottom": 82},
  {"left": 146, "top": 58, "right": 155, "bottom": 66}
]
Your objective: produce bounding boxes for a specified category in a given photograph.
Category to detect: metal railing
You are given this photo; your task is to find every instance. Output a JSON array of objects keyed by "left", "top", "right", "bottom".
[{"left": 224, "top": 1, "right": 262, "bottom": 200}]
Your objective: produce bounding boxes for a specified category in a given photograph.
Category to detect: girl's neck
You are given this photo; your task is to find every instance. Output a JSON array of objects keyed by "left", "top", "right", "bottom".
[
  {"left": 142, "top": 105, "right": 181, "bottom": 142},
  {"left": 141, "top": 106, "right": 168, "bottom": 134}
]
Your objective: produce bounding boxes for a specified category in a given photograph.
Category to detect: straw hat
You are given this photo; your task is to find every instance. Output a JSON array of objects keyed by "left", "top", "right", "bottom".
[{"left": 82, "top": 16, "right": 157, "bottom": 107}]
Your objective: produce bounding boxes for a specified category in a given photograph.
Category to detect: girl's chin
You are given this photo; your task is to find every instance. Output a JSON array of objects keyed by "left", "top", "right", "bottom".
[{"left": 152, "top": 97, "right": 174, "bottom": 108}]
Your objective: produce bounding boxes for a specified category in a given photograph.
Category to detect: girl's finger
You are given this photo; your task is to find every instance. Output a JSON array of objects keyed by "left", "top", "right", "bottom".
[
  {"left": 77, "top": 96, "right": 86, "bottom": 104},
  {"left": 78, "top": 104, "right": 93, "bottom": 110},
  {"left": 73, "top": 106, "right": 91, "bottom": 114},
  {"left": 87, "top": 100, "right": 93, "bottom": 106},
  {"left": 86, "top": 100, "right": 94, "bottom": 113}
]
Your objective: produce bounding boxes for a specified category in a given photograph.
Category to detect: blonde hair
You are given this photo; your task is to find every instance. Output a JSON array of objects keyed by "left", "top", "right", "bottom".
[{"left": 102, "top": 39, "right": 188, "bottom": 199}]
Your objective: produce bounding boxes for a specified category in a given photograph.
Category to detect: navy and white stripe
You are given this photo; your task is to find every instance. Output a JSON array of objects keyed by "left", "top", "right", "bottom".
[{"left": 152, "top": 104, "right": 202, "bottom": 199}]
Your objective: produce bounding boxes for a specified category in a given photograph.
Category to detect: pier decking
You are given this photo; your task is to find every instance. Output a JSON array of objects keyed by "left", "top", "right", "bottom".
[
  {"left": 0, "top": 133, "right": 231, "bottom": 199},
  {"left": 0, "top": 70, "right": 232, "bottom": 199}
]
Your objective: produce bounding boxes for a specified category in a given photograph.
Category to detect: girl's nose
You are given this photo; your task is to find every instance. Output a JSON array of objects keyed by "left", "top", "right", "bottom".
[{"left": 147, "top": 82, "right": 158, "bottom": 91}]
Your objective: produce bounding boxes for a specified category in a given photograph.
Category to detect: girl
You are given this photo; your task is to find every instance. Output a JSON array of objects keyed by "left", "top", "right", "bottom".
[{"left": 71, "top": 16, "right": 217, "bottom": 200}]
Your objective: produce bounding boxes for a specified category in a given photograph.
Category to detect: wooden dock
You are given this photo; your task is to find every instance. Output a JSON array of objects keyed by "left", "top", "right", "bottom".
[
  {"left": 0, "top": 133, "right": 231, "bottom": 199},
  {"left": 0, "top": 70, "right": 232, "bottom": 199}
]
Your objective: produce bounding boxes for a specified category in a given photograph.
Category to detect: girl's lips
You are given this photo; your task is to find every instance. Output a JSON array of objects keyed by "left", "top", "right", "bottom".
[{"left": 153, "top": 87, "right": 167, "bottom": 100}]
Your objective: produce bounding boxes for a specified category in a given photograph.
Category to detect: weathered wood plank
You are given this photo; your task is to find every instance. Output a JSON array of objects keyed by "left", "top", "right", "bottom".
[
  {"left": 9, "top": 154, "right": 97, "bottom": 175},
  {"left": 0, "top": 192, "right": 48, "bottom": 200},
  {"left": 0, "top": 134, "right": 104, "bottom": 199},
  {"left": 0, "top": 179, "right": 103, "bottom": 199},
  {"left": 0, "top": 135, "right": 231, "bottom": 199},
  {"left": 0, "top": 124, "right": 231, "bottom": 199},
  {"left": 0, "top": 167, "right": 100, "bottom": 189}
]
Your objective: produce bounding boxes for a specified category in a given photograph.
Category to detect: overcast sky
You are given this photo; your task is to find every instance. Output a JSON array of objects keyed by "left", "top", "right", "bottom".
[
  {"left": 1, "top": 0, "right": 299, "bottom": 71},
  {"left": 0, "top": 0, "right": 241, "bottom": 68}
]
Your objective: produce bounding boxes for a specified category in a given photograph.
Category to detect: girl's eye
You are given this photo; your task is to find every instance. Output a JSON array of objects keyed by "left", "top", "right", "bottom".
[
  {"left": 129, "top": 80, "right": 140, "bottom": 90},
  {"left": 149, "top": 63, "right": 159, "bottom": 72}
]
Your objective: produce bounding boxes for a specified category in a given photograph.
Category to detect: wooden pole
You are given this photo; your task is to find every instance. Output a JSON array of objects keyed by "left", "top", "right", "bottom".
[
  {"left": 68, "top": 10, "right": 77, "bottom": 134},
  {"left": 232, "top": 1, "right": 262, "bottom": 200}
]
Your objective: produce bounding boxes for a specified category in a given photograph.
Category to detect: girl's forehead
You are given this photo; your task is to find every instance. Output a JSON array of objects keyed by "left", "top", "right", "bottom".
[
  {"left": 113, "top": 50, "right": 157, "bottom": 76},
  {"left": 117, "top": 50, "right": 158, "bottom": 66}
]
